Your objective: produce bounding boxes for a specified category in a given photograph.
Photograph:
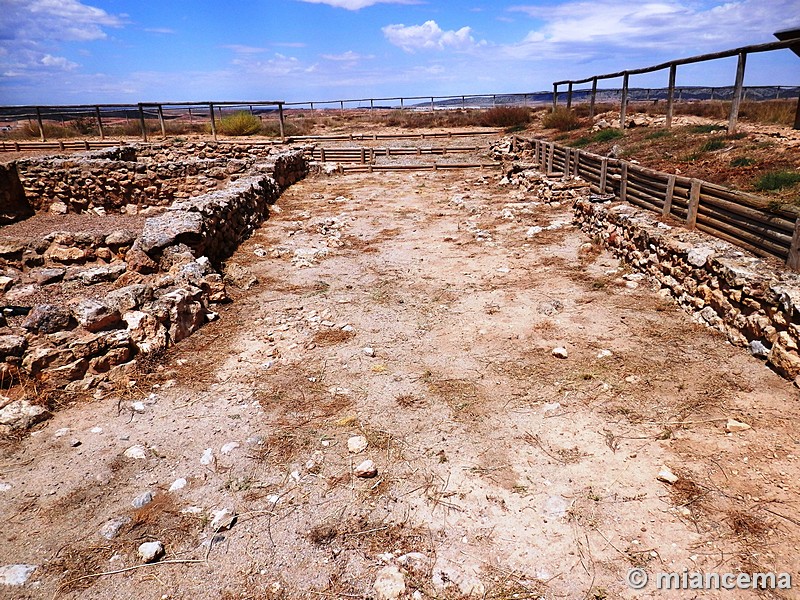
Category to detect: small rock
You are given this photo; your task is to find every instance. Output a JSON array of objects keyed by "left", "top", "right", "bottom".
[
  {"left": 169, "top": 478, "right": 187, "bottom": 492},
  {"left": 22, "top": 304, "right": 73, "bottom": 334},
  {"left": 362, "top": 347, "right": 376, "bottom": 357},
  {"left": 0, "top": 564, "right": 37, "bottom": 586},
  {"left": 726, "top": 419, "right": 751, "bottom": 433},
  {"left": 542, "top": 402, "right": 560, "bottom": 413},
  {"left": 373, "top": 565, "right": 406, "bottom": 600},
  {"left": 99, "top": 516, "right": 131, "bottom": 540},
  {"left": 54, "top": 427, "right": 70, "bottom": 438},
  {"left": 210, "top": 508, "right": 237, "bottom": 531},
  {"left": 625, "top": 375, "right": 640, "bottom": 384},
  {"left": 347, "top": 435, "right": 369, "bottom": 454},
  {"left": 0, "top": 400, "right": 47, "bottom": 430},
  {"left": 137, "top": 541, "right": 164, "bottom": 563},
  {"left": 123, "top": 445, "right": 147, "bottom": 460},
  {"left": 749, "top": 340, "right": 769, "bottom": 359},
  {"left": 597, "top": 349, "right": 613, "bottom": 359},
  {"left": 220, "top": 442, "right": 240, "bottom": 455},
  {"left": 200, "top": 448, "right": 214, "bottom": 465},
  {"left": 354, "top": 459, "right": 378, "bottom": 478},
  {"left": 132, "top": 491, "right": 154, "bottom": 508},
  {"left": 552, "top": 347, "right": 568, "bottom": 359},
  {"left": 657, "top": 466, "right": 679, "bottom": 484},
  {"left": 131, "top": 401, "right": 146, "bottom": 413}
]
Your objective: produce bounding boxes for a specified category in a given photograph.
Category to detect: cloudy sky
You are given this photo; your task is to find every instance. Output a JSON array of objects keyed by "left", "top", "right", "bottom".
[{"left": 0, "top": 0, "right": 798, "bottom": 105}]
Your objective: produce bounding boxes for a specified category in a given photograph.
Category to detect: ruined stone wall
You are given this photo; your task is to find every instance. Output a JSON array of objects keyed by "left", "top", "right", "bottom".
[
  {"left": 10, "top": 141, "right": 305, "bottom": 216},
  {"left": 574, "top": 198, "right": 800, "bottom": 381},
  {"left": 0, "top": 149, "right": 308, "bottom": 419}
]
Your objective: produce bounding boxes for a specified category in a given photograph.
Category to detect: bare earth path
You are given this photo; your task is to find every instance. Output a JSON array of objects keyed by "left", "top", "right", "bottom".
[{"left": 2, "top": 165, "right": 799, "bottom": 599}]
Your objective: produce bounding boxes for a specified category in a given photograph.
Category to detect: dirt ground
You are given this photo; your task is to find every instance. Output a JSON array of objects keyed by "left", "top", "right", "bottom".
[{"left": 2, "top": 144, "right": 800, "bottom": 599}]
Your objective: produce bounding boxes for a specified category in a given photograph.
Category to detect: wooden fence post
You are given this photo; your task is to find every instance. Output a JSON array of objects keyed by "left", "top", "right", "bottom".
[
  {"left": 95, "top": 106, "right": 105, "bottom": 140},
  {"left": 728, "top": 52, "right": 747, "bottom": 134},
  {"left": 619, "top": 162, "right": 628, "bottom": 203},
  {"left": 157, "top": 104, "right": 166, "bottom": 138},
  {"left": 209, "top": 103, "right": 217, "bottom": 141},
  {"left": 663, "top": 174, "right": 676, "bottom": 217},
  {"left": 138, "top": 104, "right": 148, "bottom": 142},
  {"left": 600, "top": 158, "right": 608, "bottom": 193},
  {"left": 687, "top": 179, "right": 702, "bottom": 229},
  {"left": 567, "top": 82, "right": 573, "bottom": 109},
  {"left": 546, "top": 142, "right": 554, "bottom": 176},
  {"left": 430, "top": 97, "right": 435, "bottom": 113},
  {"left": 794, "top": 90, "right": 800, "bottom": 130},
  {"left": 278, "top": 104, "right": 285, "bottom": 142},
  {"left": 573, "top": 149, "right": 581, "bottom": 177},
  {"left": 552, "top": 84, "right": 558, "bottom": 112},
  {"left": 788, "top": 218, "right": 800, "bottom": 271},
  {"left": 589, "top": 77, "right": 598, "bottom": 119},
  {"left": 563, "top": 148, "right": 571, "bottom": 180},
  {"left": 35, "top": 107, "right": 45, "bottom": 142},
  {"left": 619, "top": 72, "right": 629, "bottom": 129},
  {"left": 666, "top": 64, "right": 677, "bottom": 129}
]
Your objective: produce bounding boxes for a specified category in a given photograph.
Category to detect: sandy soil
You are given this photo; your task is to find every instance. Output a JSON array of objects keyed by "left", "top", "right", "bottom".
[{"left": 1, "top": 150, "right": 800, "bottom": 599}]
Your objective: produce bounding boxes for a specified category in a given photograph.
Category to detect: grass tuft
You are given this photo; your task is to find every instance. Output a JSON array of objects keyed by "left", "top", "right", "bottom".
[
  {"left": 217, "top": 111, "right": 262, "bottom": 136},
  {"left": 754, "top": 170, "right": 800, "bottom": 192},
  {"left": 594, "top": 129, "right": 624, "bottom": 142}
]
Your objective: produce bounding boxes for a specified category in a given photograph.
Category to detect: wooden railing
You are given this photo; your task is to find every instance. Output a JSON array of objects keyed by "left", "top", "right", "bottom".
[
  {"left": 520, "top": 136, "right": 800, "bottom": 270},
  {"left": 309, "top": 145, "right": 479, "bottom": 164},
  {"left": 553, "top": 37, "right": 800, "bottom": 132}
]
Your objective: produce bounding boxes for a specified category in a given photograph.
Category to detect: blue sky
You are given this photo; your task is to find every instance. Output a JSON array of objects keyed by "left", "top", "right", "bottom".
[{"left": 1, "top": 0, "right": 798, "bottom": 105}]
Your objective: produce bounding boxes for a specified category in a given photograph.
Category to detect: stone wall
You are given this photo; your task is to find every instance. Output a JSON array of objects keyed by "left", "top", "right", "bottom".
[
  {"left": 574, "top": 198, "right": 800, "bottom": 382},
  {"left": 10, "top": 141, "right": 307, "bottom": 216},
  {"left": 0, "top": 148, "right": 308, "bottom": 425}
]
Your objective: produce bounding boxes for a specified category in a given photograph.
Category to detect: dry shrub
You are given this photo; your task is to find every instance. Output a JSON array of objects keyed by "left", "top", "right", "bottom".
[
  {"left": 542, "top": 108, "right": 581, "bottom": 131},
  {"left": 478, "top": 106, "right": 532, "bottom": 128}
]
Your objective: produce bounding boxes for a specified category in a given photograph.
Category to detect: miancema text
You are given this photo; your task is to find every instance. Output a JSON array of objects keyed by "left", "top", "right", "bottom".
[{"left": 657, "top": 571, "right": 792, "bottom": 590}]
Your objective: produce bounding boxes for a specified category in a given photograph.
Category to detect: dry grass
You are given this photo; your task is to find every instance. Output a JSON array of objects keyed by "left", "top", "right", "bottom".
[
  {"left": 395, "top": 393, "right": 427, "bottom": 408},
  {"left": 312, "top": 327, "right": 355, "bottom": 346}
]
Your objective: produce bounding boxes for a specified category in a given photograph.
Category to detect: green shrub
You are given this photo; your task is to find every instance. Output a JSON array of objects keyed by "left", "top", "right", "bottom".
[
  {"left": 645, "top": 130, "right": 672, "bottom": 140},
  {"left": 217, "top": 111, "right": 262, "bottom": 136},
  {"left": 542, "top": 108, "right": 580, "bottom": 131},
  {"left": 730, "top": 157, "right": 754, "bottom": 167},
  {"left": 699, "top": 139, "right": 726, "bottom": 152},
  {"left": 593, "top": 129, "right": 624, "bottom": 142},
  {"left": 570, "top": 137, "right": 592, "bottom": 147},
  {"left": 755, "top": 170, "right": 800, "bottom": 192}
]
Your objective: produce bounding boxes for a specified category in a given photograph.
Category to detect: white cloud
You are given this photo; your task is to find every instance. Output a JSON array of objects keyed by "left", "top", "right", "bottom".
[
  {"left": 320, "top": 51, "right": 375, "bottom": 61},
  {"left": 298, "top": 0, "right": 418, "bottom": 9},
  {"left": 222, "top": 44, "right": 270, "bottom": 54},
  {"left": 144, "top": 27, "right": 176, "bottom": 35},
  {"left": 383, "top": 20, "right": 484, "bottom": 52},
  {"left": 509, "top": 0, "right": 793, "bottom": 53},
  {"left": 40, "top": 54, "right": 78, "bottom": 70},
  {"left": 0, "top": 0, "right": 122, "bottom": 81}
]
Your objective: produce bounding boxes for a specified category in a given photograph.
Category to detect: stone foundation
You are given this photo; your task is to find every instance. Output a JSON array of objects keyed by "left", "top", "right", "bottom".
[
  {"left": 574, "top": 198, "right": 800, "bottom": 381},
  {"left": 0, "top": 145, "right": 308, "bottom": 425}
]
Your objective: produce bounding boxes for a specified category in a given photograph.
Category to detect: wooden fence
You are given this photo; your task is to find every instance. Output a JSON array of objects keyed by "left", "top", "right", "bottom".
[
  {"left": 339, "top": 162, "right": 499, "bottom": 174},
  {"left": 520, "top": 136, "right": 800, "bottom": 270},
  {"left": 553, "top": 36, "right": 800, "bottom": 132},
  {"left": 310, "top": 145, "right": 478, "bottom": 163},
  {"left": 0, "top": 139, "right": 124, "bottom": 152}
]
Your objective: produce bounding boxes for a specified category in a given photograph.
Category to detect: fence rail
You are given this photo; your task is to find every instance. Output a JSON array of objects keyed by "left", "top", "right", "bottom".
[
  {"left": 310, "top": 145, "right": 479, "bottom": 163},
  {"left": 553, "top": 36, "right": 800, "bottom": 131},
  {"left": 519, "top": 136, "right": 800, "bottom": 270}
]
